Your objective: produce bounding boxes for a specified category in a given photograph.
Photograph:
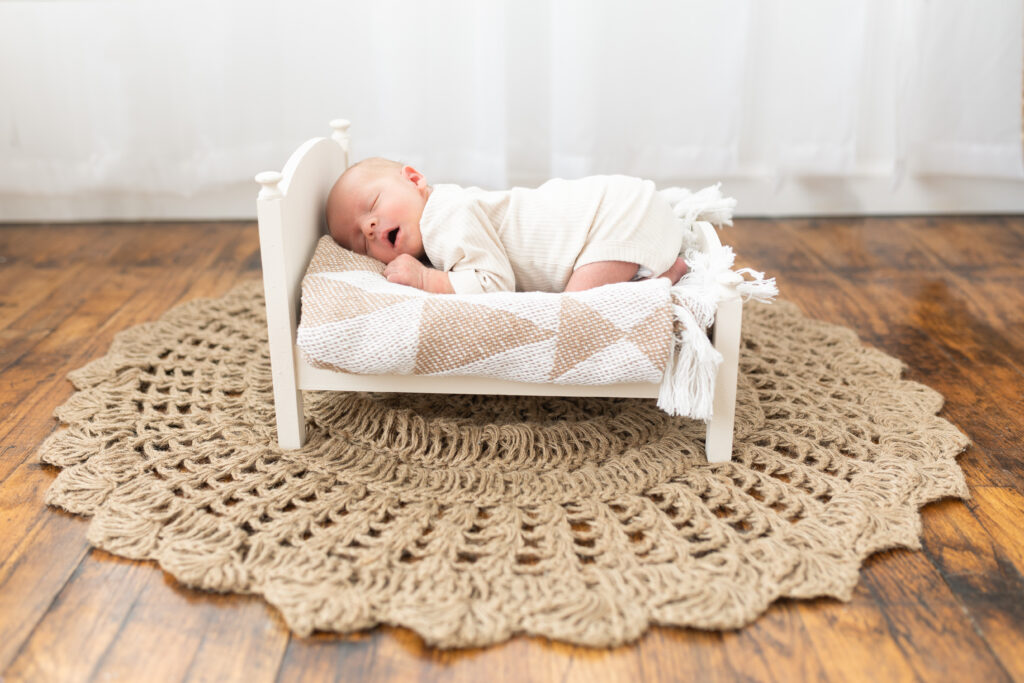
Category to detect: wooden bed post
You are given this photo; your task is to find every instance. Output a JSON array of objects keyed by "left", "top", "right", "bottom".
[
  {"left": 256, "top": 171, "right": 307, "bottom": 449},
  {"left": 255, "top": 120, "right": 352, "bottom": 450},
  {"left": 705, "top": 295, "right": 742, "bottom": 463},
  {"left": 329, "top": 118, "right": 351, "bottom": 164}
]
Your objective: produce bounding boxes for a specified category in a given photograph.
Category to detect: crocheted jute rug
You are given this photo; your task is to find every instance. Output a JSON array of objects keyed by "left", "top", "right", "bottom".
[{"left": 39, "top": 280, "right": 969, "bottom": 648}]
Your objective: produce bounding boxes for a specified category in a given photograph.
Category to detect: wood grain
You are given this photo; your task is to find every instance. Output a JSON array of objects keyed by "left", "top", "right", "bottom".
[{"left": 0, "top": 218, "right": 1021, "bottom": 682}]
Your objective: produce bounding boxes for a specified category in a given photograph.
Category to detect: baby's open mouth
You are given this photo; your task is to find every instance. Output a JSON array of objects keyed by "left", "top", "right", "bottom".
[{"left": 387, "top": 228, "right": 399, "bottom": 246}]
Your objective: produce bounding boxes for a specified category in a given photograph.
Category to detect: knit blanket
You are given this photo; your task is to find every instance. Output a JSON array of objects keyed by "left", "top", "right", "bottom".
[{"left": 299, "top": 236, "right": 672, "bottom": 385}]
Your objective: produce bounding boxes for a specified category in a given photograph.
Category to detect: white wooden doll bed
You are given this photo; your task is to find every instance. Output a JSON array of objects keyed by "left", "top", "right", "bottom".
[{"left": 255, "top": 120, "right": 743, "bottom": 463}]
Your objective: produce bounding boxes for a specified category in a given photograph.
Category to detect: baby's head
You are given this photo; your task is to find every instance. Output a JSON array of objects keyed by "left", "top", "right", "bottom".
[{"left": 326, "top": 157, "right": 430, "bottom": 263}]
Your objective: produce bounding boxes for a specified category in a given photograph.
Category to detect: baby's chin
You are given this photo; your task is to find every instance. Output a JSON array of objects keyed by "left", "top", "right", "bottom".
[{"left": 381, "top": 247, "right": 426, "bottom": 264}]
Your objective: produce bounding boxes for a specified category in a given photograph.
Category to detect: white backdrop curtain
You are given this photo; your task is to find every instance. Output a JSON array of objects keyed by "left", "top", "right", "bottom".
[{"left": 0, "top": 0, "right": 1021, "bottom": 219}]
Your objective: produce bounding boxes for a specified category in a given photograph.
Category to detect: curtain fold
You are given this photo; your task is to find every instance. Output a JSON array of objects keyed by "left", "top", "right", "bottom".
[
  {"left": 907, "top": 0, "right": 1024, "bottom": 178},
  {"left": 1, "top": 0, "right": 1021, "bottom": 201}
]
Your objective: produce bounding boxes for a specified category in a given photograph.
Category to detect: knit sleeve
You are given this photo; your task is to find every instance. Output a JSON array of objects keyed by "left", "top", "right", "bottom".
[{"left": 421, "top": 193, "right": 517, "bottom": 294}]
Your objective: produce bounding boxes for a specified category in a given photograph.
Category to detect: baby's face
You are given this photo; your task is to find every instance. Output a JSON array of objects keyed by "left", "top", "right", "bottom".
[{"left": 327, "top": 164, "right": 429, "bottom": 264}]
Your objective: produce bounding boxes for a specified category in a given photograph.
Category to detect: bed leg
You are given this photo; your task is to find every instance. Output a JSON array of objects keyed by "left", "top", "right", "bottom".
[
  {"left": 706, "top": 296, "right": 742, "bottom": 463},
  {"left": 275, "top": 387, "right": 306, "bottom": 450}
]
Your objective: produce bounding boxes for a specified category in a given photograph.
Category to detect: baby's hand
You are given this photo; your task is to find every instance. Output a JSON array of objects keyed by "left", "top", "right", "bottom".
[{"left": 383, "top": 254, "right": 428, "bottom": 289}]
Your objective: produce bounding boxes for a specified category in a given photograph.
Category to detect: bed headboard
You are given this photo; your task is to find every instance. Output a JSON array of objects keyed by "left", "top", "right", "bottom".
[
  {"left": 255, "top": 119, "right": 349, "bottom": 427},
  {"left": 256, "top": 118, "right": 350, "bottom": 311}
]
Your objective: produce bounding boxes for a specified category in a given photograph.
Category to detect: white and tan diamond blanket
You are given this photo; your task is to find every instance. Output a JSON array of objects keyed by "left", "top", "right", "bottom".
[{"left": 299, "top": 236, "right": 673, "bottom": 386}]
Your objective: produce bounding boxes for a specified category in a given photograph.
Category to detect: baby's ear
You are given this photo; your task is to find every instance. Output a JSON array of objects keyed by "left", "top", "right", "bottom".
[{"left": 402, "top": 165, "right": 425, "bottom": 188}]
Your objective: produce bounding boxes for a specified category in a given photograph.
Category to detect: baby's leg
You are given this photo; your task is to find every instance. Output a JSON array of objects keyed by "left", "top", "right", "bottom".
[
  {"left": 564, "top": 260, "right": 639, "bottom": 292},
  {"left": 658, "top": 257, "right": 688, "bottom": 285}
]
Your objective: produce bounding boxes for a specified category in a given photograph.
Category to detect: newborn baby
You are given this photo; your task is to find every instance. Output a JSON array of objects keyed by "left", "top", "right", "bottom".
[{"left": 325, "top": 157, "right": 689, "bottom": 294}]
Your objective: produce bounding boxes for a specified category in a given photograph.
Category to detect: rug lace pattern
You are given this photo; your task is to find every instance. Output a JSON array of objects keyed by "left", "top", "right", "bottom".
[{"left": 40, "top": 280, "right": 969, "bottom": 647}]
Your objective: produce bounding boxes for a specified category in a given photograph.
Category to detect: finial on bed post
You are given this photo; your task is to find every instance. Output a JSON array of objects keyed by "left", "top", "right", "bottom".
[
  {"left": 255, "top": 171, "right": 283, "bottom": 200},
  {"left": 330, "top": 119, "right": 351, "bottom": 167}
]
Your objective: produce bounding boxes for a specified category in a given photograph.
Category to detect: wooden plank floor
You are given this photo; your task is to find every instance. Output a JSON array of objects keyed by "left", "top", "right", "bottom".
[{"left": 0, "top": 217, "right": 1022, "bottom": 682}]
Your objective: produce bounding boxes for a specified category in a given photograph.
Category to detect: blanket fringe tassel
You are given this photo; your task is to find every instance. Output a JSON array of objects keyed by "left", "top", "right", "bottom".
[
  {"left": 658, "top": 305, "right": 723, "bottom": 420},
  {"left": 659, "top": 182, "right": 737, "bottom": 227},
  {"left": 657, "top": 237, "right": 779, "bottom": 421}
]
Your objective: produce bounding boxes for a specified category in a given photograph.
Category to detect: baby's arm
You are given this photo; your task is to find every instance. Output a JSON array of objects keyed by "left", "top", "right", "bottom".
[
  {"left": 384, "top": 254, "right": 454, "bottom": 294},
  {"left": 411, "top": 199, "right": 516, "bottom": 294}
]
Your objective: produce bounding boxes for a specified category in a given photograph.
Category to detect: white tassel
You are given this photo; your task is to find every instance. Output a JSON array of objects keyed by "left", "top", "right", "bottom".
[
  {"left": 669, "top": 260, "right": 718, "bottom": 328},
  {"left": 673, "top": 245, "right": 738, "bottom": 321},
  {"left": 735, "top": 268, "right": 779, "bottom": 303},
  {"left": 659, "top": 183, "right": 737, "bottom": 227},
  {"left": 679, "top": 246, "right": 779, "bottom": 306},
  {"left": 658, "top": 304, "right": 723, "bottom": 420}
]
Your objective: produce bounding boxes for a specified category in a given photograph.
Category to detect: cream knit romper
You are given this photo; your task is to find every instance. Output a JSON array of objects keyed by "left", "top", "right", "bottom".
[{"left": 418, "top": 175, "right": 683, "bottom": 294}]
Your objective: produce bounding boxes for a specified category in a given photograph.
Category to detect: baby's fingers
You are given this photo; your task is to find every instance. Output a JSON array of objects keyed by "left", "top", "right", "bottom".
[{"left": 384, "top": 268, "right": 408, "bottom": 286}]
